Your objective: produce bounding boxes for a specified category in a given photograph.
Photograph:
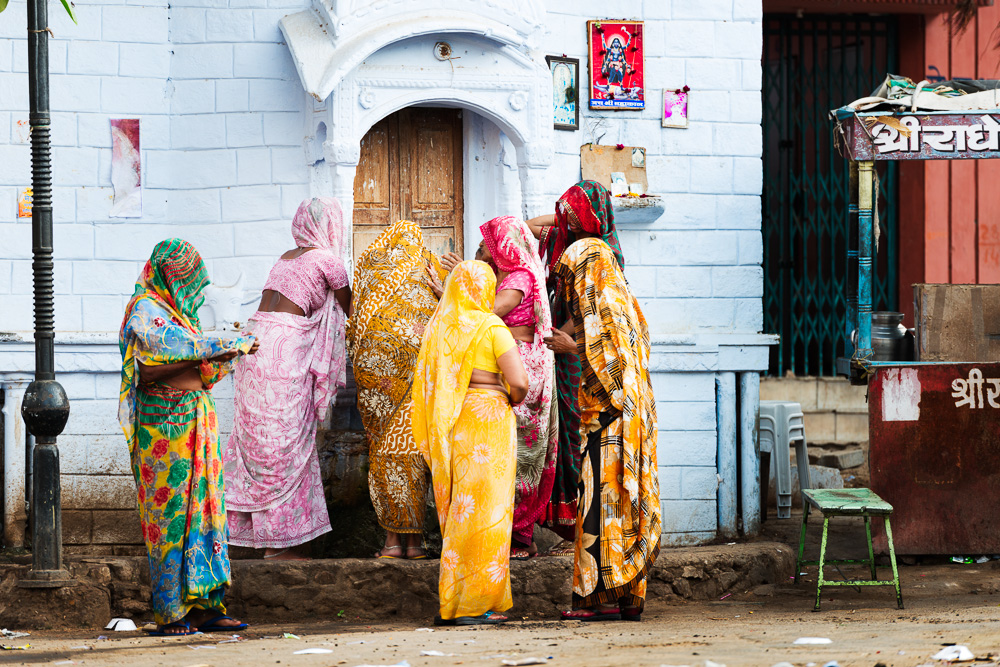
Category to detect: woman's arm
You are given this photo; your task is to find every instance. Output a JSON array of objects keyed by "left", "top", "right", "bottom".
[
  {"left": 335, "top": 285, "right": 352, "bottom": 315},
  {"left": 136, "top": 347, "right": 245, "bottom": 383},
  {"left": 543, "top": 326, "right": 577, "bottom": 356},
  {"left": 525, "top": 214, "right": 555, "bottom": 240},
  {"left": 493, "top": 289, "right": 524, "bottom": 319},
  {"left": 496, "top": 347, "right": 528, "bottom": 406}
]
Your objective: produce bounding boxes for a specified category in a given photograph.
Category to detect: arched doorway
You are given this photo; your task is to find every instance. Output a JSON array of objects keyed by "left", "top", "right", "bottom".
[{"left": 352, "top": 107, "right": 465, "bottom": 262}]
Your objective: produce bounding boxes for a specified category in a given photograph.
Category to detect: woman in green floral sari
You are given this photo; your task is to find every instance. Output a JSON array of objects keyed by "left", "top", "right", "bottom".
[{"left": 119, "top": 239, "right": 257, "bottom": 635}]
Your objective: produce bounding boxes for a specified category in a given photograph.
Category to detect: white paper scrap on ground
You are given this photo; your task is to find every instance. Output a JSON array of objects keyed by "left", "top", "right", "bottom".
[
  {"left": 0, "top": 630, "right": 29, "bottom": 639},
  {"left": 105, "top": 619, "right": 138, "bottom": 632},
  {"left": 932, "top": 645, "right": 974, "bottom": 662},
  {"left": 500, "top": 659, "right": 546, "bottom": 666},
  {"left": 415, "top": 628, "right": 434, "bottom": 632},
  {"left": 294, "top": 648, "right": 334, "bottom": 655},
  {"left": 420, "top": 650, "right": 456, "bottom": 657},
  {"left": 793, "top": 637, "right": 833, "bottom": 645}
]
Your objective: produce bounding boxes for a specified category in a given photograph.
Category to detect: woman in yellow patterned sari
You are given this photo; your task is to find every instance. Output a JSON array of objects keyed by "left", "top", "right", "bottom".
[
  {"left": 349, "top": 221, "right": 447, "bottom": 559},
  {"left": 119, "top": 239, "right": 257, "bottom": 635},
  {"left": 555, "top": 238, "right": 661, "bottom": 623},
  {"left": 412, "top": 261, "right": 528, "bottom": 626}
]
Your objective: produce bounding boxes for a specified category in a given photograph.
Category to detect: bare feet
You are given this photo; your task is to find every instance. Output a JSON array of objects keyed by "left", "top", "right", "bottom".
[
  {"left": 264, "top": 547, "right": 310, "bottom": 560},
  {"left": 375, "top": 544, "right": 405, "bottom": 559}
]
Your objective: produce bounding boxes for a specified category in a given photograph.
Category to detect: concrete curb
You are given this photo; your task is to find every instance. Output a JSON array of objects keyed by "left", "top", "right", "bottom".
[{"left": 0, "top": 541, "right": 794, "bottom": 629}]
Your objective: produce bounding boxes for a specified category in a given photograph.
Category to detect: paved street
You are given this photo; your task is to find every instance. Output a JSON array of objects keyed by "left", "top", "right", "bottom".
[{"left": 5, "top": 551, "right": 1000, "bottom": 667}]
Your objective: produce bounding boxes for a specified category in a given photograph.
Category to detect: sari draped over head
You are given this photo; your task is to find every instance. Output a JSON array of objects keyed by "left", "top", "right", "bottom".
[
  {"left": 349, "top": 220, "right": 447, "bottom": 534},
  {"left": 479, "top": 215, "right": 559, "bottom": 548},
  {"left": 412, "top": 261, "right": 517, "bottom": 620},
  {"left": 224, "top": 197, "right": 348, "bottom": 550},
  {"left": 539, "top": 180, "right": 625, "bottom": 538},
  {"left": 555, "top": 238, "right": 660, "bottom": 611},
  {"left": 119, "top": 238, "right": 255, "bottom": 625}
]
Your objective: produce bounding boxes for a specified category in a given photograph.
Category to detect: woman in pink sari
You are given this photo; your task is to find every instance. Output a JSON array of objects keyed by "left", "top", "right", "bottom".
[
  {"left": 480, "top": 216, "right": 558, "bottom": 559},
  {"left": 224, "top": 198, "right": 352, "bottom": 559}
]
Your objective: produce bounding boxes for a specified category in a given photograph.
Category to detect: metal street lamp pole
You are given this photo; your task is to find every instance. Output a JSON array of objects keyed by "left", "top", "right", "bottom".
[{"left": 18, "top": 0, "right": 73, "bottom": 587}]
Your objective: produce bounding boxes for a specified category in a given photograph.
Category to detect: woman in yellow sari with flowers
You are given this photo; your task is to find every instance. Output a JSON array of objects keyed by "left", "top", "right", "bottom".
[
  {"left": 350, "top": 220, "right": 448, "bottom": 559},
  {"left": 412, "top": 261, "right": 528, "bottom": 626},
  {"left": 555, "top": 237, "right": 661, "bottom": 623},
  {"left": 119, "top": 239, "right": 257, "bottom": 636}
]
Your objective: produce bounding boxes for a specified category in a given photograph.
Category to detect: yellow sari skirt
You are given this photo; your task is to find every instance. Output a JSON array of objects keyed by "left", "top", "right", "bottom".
[{"left": 434, "top": 389, "right": 516, "bottom": 620}]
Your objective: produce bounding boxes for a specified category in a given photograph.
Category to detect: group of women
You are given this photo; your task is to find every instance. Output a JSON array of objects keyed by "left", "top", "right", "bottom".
[{"left": 118, "top": 181, "right": 660, "bottom": 634}]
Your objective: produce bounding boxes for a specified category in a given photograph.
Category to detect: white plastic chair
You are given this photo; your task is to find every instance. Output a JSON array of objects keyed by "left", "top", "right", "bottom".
[{"left": 760, "top": 400, "right": 811, "bottom": 519}]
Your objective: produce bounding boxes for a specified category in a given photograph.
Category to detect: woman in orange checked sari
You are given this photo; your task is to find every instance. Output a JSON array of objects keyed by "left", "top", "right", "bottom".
[
  {"left": 412, "top": 261, "right": 528, "bottom": 626},
  {"left": 555, "top": 238, "right": 660, "bottom": 623}
]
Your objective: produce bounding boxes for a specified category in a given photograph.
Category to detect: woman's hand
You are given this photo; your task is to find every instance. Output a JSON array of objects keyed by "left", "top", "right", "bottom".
[
  {"left": 248, "top": 340, "right": 260, "bottom": 355},
  {"left": 440, "top": 252, "right": 463, "bottom": 272},
  {"left": 543, "top": 327, "right": 577, "bottom": 355},
  {"left": 426, "top": 265, "right": 444, "bottom": 299},
  {"left": 208, "top": 350, "right": 239, "bottom": 364}
]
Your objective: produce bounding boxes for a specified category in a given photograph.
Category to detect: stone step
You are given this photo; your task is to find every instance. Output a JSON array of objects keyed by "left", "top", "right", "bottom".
[
  {"left": 0, "top": 543, "right": 796, "bottom": 629},
  {"left": 809, "top": 448, "right": 865, "bottom": 470}
]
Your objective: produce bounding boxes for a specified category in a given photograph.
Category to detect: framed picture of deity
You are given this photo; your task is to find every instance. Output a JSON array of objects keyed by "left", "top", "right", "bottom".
[
  {"left": 546, "top": 55, "right": 580, "bottom": 131},
  {"left": 587, "top": 20, "right": 644, "bottom": 110}
]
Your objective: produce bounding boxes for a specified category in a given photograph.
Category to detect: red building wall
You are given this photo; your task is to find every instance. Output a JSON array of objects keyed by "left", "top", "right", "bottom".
[{"left": 897, "top": 6, "right": 1000, "bottom": 323}]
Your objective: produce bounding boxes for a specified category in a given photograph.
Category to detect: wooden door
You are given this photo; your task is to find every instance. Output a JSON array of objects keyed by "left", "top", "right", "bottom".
[{"left": 353, "top": 108, "right": 464, "bottom": 262}]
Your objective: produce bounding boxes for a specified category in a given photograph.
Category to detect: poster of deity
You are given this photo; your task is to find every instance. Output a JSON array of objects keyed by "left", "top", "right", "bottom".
[
  {"left": 546, "top": 56, "right": 579, "bottom": 130},
  {"left": 587, "top": 20, "right": 644, "bottom": 110}
]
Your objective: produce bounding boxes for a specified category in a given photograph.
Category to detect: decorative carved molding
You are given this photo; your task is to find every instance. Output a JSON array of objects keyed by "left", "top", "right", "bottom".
[
  {"left": 508, "top": 91, "right": 527, "bottom": 112},
  {"left": 358, "top": 88, "right": 376, "bottom": 109}
]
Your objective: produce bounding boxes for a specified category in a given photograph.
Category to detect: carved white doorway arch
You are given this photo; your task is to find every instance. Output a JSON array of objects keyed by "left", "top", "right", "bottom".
[{"left": 281, "top": 2, "right": 554, "bottom": 265}]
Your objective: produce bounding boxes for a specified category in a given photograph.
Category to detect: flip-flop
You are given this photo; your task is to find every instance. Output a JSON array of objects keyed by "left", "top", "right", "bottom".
[
  {"left": 406, "top": 548, "right": 429, "bottom": 560},
  {"left": 510, "top": 548, "right": 537, "bottom": 561},
  {"left": 433, "top": 615, "right": 456, "bottom": 626},
  {"left": 544, "top": 540, "right": 575, "bottom": 556},
  {"left": 376, "top": 546, "right": 405, "bottom": 559},
  {"left": 621, "top": 608, "right": 642, "bottom": 622},
  {"left": 197, "top": 614, "right": 248, "bottom": 632},
  {"left": 561, "top": 608, "right": 621, "bottom": 622},
  {"left": 146, "top": 620, "right": 197, "bottom": 636},
  {"left": 455, "top": 611, "right": 508, "bottom": 626}
]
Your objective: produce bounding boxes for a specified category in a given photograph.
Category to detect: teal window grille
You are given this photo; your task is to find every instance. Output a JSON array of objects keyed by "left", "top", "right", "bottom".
[{"left": 762, "top": 15, "right": 898, "bottom": 377}]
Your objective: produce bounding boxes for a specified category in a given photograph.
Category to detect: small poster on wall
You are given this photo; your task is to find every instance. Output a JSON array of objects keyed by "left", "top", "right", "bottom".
[
  {"left": 662, "top": 87, "right": 690, "bottom": 128},
  {"left": 110, "top": 118, "right": 142, "bottom": 218},
  {"left": 546, "top": 56, "right": 579, "bottom": 131},
  {"left": 587, "top": 20, "right": 644, "bottom": 110}
]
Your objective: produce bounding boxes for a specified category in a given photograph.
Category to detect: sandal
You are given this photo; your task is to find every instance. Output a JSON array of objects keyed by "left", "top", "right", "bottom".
[
  {"left": 433, "top": 615, "right": 457, "bottom": 626},
  {"left": 455, "top": 611, "right": 508, "bottom": 626},
  {"left": 376, "top": 545, "right": 405, "bottom": 559},
  {"left": 621, "top": 606, "right": 642, "bottom": 622},
  {"left": 146, "top": 620, "right": 197, "bottom": 636},
  {"left": 406, "top": 547, "right": 429, "bottom": 560},
  {"left": 561, "top": 607, "right": 621, "bottom": 622},
  {"left": 545, "top": 540, "right": 575, "bottom": 556},
  {"left": 197, "top": 613, "right": 248, "bottom": 633},
  {"left": 510, "top": 548, "right": 537, "bottom": 561}
]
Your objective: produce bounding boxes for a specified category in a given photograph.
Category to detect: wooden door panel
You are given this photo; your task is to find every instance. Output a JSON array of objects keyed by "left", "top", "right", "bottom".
[
  {"left": 353, "top": 117, "right": 397, "bottom": 227},
  {"left": 354, "top": 107, "right": 463, "bottom": 259}
]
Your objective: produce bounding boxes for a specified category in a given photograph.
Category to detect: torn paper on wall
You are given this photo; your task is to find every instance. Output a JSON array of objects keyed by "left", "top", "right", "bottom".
[{"left": 109, "top": 119, "right": 141, "bottom": 218}]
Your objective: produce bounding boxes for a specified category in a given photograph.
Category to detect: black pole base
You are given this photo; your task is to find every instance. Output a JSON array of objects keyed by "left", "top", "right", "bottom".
[{"left": 17, "top": 570, "right": 77, "bottom": 588}]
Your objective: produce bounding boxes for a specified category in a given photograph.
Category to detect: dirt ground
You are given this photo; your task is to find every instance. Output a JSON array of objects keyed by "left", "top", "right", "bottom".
[{"left": 3, "top": 513, "right": 1000, "bottom": 666}]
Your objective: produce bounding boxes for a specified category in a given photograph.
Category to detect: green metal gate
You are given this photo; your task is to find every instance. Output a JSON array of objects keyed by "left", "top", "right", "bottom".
[{"left": 762, "top": 15, "right": 898, "bottom": 377}]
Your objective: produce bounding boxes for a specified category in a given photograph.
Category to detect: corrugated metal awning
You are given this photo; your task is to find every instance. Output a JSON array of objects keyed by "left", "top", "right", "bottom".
[{"left": 764, "top": 0, "right": 993, "bottom": 13}]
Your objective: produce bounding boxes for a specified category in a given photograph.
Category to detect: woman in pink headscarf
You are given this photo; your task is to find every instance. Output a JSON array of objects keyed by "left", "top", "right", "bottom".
[
  {"left": 441, "top": 216, "right": 558, "bottom": 559},
  {"left": 224, "top": 198, "right": 352, "bottom": 560}
]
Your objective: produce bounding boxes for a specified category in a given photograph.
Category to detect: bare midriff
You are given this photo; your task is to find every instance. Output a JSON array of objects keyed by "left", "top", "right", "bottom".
[
  {"left": 508, "top": 324, "right": 534, "bottom": 343},
  {"left": 257, "top": 289, "right": 306, "bottom": 317},
  {"left": 140, "top": 362, "right": 205, "bottom": 392},
  {"left": 469, "top": 369, "right": 508, "bottom": 396}
]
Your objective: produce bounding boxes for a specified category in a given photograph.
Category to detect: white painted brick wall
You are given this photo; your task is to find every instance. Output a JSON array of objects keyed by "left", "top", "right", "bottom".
[{"left": 0, "top": 1, "right": 764, "bottom": 545}]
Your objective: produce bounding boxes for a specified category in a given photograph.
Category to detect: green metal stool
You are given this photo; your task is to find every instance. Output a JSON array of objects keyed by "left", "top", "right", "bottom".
[{"left": 795, "top": 488, "right": 903, "bottom": 611}]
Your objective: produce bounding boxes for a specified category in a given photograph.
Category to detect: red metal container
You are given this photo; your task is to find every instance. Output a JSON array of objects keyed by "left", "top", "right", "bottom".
[{"left": 868, "top": 362, "right": 1000, "bottom": 555}]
